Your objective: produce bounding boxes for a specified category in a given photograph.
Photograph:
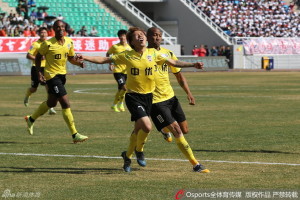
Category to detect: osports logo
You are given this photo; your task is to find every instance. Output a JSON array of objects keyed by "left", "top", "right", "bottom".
[{"left": 175, "top": 189, "right": 185, "bottom": 199}]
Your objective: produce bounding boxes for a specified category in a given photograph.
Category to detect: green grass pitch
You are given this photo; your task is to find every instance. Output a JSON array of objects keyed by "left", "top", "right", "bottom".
[{"left": 0, "top": 72, "right": 299, "bottom": 199}]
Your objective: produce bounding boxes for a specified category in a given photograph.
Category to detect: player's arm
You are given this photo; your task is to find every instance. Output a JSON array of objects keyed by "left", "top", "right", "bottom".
[
  {"left": 81, "top": 55, "right": 112, "bottom": 64},
  {"left": 68, "top": 55, "right": 85, "bottom": 68},
  {"left": 106, "top": 52, "right": 114, "bottom": 71},
  {"left": 174, "top": 72, "right": 195, "bottom": 105},
  {"left": 35, "top": 52, "right": 46, "bottom": 84},
  {"left": 166, "top": 59, "right": 204, "bottom": 69},
  {"left": 26, "top": 53, "right": 35, "bottom": 61}
]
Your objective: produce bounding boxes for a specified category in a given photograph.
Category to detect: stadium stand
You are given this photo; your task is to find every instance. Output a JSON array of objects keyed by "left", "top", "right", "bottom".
[
  {"left": 191, "top": 0, "right": 300, "bottom": 37},
  {"left": 0, "top": 0, "right": 129, "bottom": 37}
]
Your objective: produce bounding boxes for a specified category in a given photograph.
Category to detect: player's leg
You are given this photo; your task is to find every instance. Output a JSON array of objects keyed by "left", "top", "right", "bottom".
[
  {"left": 44, "top": 84, "right": 56, "bottom": 115},
  {"left": 169, "top": 97, "right": 209, "bottom": 172},
  {"left": 150, "top": 102, "right": 173, "bottom": 143},
  {"left": 111, "top": 73, "right": 122, "bottom": 112},
  {"left": 24, "top": 66, "right": 39, "bottom": 107},
  {"left": 122, "top": 93, "right": 152, "bottom": 171},
  {"left": 117, "top": 74, "right": 127, "bottom": 112},
  {"left": 51, "top": 75, "right": 87, "bottom": 143},
  {"left": 167, "top": 121, "right": 209, "bottom": 173}
]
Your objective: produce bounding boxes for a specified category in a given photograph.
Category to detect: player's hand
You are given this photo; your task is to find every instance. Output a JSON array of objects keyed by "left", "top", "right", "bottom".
[
  {"left": 41, "top": 56, "right": 45, "bottom": 60},
  {"left": 109, "top": 64, "right": 114, "bottom": 71},
  {"left": 194, "top": 62, "right": 204, "bottom": 69},
  {"left": 75, "top": 54, "right": 83, "bottom": 60},
  {"left": 80, "top": 62, "right": 86, "bottom": 68},
  {"left": 187, "top": 94, "right": 195, "bottom": 105},
  {"left": 38, "top": 71, "right": 46, "bottom": 84},
  {"left": 74, "top": 54, "right": 85, "bottom": 68}
]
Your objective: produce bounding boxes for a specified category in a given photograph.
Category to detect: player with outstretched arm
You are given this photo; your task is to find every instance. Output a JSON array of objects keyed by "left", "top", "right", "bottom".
[{"left": 79, "top": 27, "right": 203, "bottom": 172}]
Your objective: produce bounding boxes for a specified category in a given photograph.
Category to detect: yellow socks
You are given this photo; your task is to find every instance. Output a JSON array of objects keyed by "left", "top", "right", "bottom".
[
  {"left": 62, "top": 108, "right": 78, "bottom": 135},
  {"left": 31, "top": 101, "right": 49, "bottom": 120},
  {"left": 126, "top": 131, "right": 137, "bottom": 158},
  {"left": 136, "top": 129, "right": 149, "bottom": 152},
  {"left": 118, "top": 89, "right": 126, "bottom": 103},
  {"left": 113, "top": 90, "right": 120, "bottom": 105},
  {"left": 176, "top": 136, "right": 198, "bottom": 166}
]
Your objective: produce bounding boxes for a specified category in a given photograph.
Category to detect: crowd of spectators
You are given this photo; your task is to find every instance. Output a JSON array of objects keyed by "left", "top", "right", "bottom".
[
  {"left": 191, "top": 44, "right": 231, "bottom": 58},
  {"left": 192, "top": 0, "right": 300, "bottom": 37},
  {"left": 0, "top": 0, "right": 98, "bottom": 37}
]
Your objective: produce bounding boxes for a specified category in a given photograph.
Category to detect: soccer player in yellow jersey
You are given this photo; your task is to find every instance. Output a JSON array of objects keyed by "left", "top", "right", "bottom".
[
  {"left": 106, "top": 30, "right": 132, "bottom": 112},
  {"left": 24, "top": 27, "right": 56, "bottom": 115},
  {"left": 147, "top": 27, "right": 209, "bottom": 173},
  {"left": 79, "top": 27, "right": 203, "bottom": 172},
  {"left": 24, "top": 20, "right": 88, "bottom": 143}
]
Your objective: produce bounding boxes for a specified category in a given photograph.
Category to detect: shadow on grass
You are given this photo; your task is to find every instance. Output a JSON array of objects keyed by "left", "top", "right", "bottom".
[
  {"left": 0, "top": 167, "right": 124, "bottom": 174},
  {"left": 194, "top": 149, "right": 298, "bottom": 154},
  {"left": 0, "top": 141, "right": 72, "bottom": 145}
]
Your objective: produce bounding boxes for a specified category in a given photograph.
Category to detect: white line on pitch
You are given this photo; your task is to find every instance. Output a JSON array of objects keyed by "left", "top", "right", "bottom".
[{"left": 0, "top": 152, "right": 299, "bottom": 166}]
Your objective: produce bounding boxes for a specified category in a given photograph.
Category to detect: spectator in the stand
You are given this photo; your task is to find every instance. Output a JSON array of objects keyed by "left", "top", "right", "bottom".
[
  {"left": 224, "top": 46, "right": 232, "bottom": 68},
  {"left": 57, "top": 14, "right": 64, "bottom": 21},
  {"left": 30, "top": 27, "right": 37, "bottom": 36},
  {"left": 28, "top": 0, "right": 36, "bottom": 8},
  {"left": 218, "top": 45, "right": 226, "bottom": 56},
  {"left": 13, "top": 26, "right": 21, "bottom": 37},
  {"left": 77, "top": 25, "right": 87, "bottom": 36},
  {"left": 0, "top": 27, "right": 7, "bottom": 36},
  {"left": 30, "top": 9, "right": 37, "bottom": 22},
  {"left": 42, "top": 10, "right": 48, "bottom": 19},
  {"left": 204, "top": 45, "right": 209, "bottom": 56},
  {"left": 198, "top": 45, "right": 207, "bottom": 57},
  {"left": 192, "top": 45, "right": 199, "bottom": 56},
  {"left": 210, "top": 46, "right": 218, "bottom": 56},
  {"left": 17, "top": 13, "right": 24, "bottom": 22},
  {"left": 36, "top": 10, "right": 43, "bottom": 20},
  {"left": 47, "top": 26, "right": 55, "bottom": 36},
  {"left": 23, "top": 26, "right": 30, "bottom": 36},
  {"left": 89, "top": 26, "right": 98, "bottom": 37},
  {"left": 181, "top": 45, "right": 185, "bottom": 55}
]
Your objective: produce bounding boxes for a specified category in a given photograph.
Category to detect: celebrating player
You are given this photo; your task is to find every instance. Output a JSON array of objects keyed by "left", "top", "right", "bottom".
[
  {"left": 24, "top": 20, "right": 88, "bottom": 143},
  {"left": 79, "top": 27, "right": 203, "bottom": 172},
  {"left": 147, "top": 27, "right": 209, "bottom": 173},
  {"left": 106, "top": 29, "right": 132, "bottom": 112},
  {"left": 24, "top": 27, "right": 56, "bottom": 115}
]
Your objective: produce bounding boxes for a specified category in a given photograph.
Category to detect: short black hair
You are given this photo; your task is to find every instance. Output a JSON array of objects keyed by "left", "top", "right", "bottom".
[
  {"left": 117, "top": 29, "right": 127, "bottom": 37},
  {"left": 53, "top": 20, "right": 65, "bottom": 29},
  {"left": 38, "top": 27, "right": 47, "bottom": 34}
]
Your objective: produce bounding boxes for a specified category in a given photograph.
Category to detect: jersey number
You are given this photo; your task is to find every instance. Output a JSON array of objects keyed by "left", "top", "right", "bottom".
[{"left": 54, "top": 54, "right": 61, "bottom": 59}]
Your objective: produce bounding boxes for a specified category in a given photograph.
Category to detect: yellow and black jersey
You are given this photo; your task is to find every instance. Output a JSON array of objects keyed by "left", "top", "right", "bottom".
[
  {"left": 38, "top": 37, "right": 75, "bottom": 80},
  {"left": 111, "top": 48, "right": 167, "bottom": 94},
  {"left": 153, "top": 47, "right": 181, "bottom": 103},
  {"left": 28, "top": 39, "right": 46, "bottom": 67},
  {"left": 107, "top": 43, "right": 132, "bottom": 74}
]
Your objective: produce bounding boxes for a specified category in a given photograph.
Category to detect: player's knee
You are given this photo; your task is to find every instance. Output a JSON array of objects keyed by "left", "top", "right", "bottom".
[
  {"left": 169, "top": 123, "right": 182, "bottom": 137},
  {"left": 182, "top": 126, "right": 189, "bottom": 134},
  {"left": 30, "top": 88, "right": 37, "bottom": 93},
  {"left": 142, "top": 124, "right": 152, "bottom": 133}
]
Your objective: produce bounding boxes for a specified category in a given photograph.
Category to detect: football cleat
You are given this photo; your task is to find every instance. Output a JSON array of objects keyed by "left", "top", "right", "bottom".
[
  {"left": 193, "top": 164, "right": 210, "bottom": 173},
  {"left": 135, "top": 150, "right": 146, "bottom": 167},
  {"left": 161, "top": 131, "right": 172, "bottom": 143},
  {"left": 48, "top": 108, "right": 57, "bottom": 115},
  {"left": 24, "top": 115, "right": 34, "bottom": 135},
  {"left": 118, "top": 102, "right": 125, "bottom": 112},
  {"left": 24, "top": 96, "right": 30, "bottom": 107},
  {"left": 121, "top": 151, "right": 132, "bottom": 172},
  {"left": 72, "top": 133, "right": 88, "bottom": 144},
  {"left": 111, "top": 105, "right": 120, "bottom": 112}
]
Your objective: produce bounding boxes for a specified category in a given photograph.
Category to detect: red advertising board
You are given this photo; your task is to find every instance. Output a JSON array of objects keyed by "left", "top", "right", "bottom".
[{"left": 0, "top": 37, "right": 119, "bottom": 53}]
